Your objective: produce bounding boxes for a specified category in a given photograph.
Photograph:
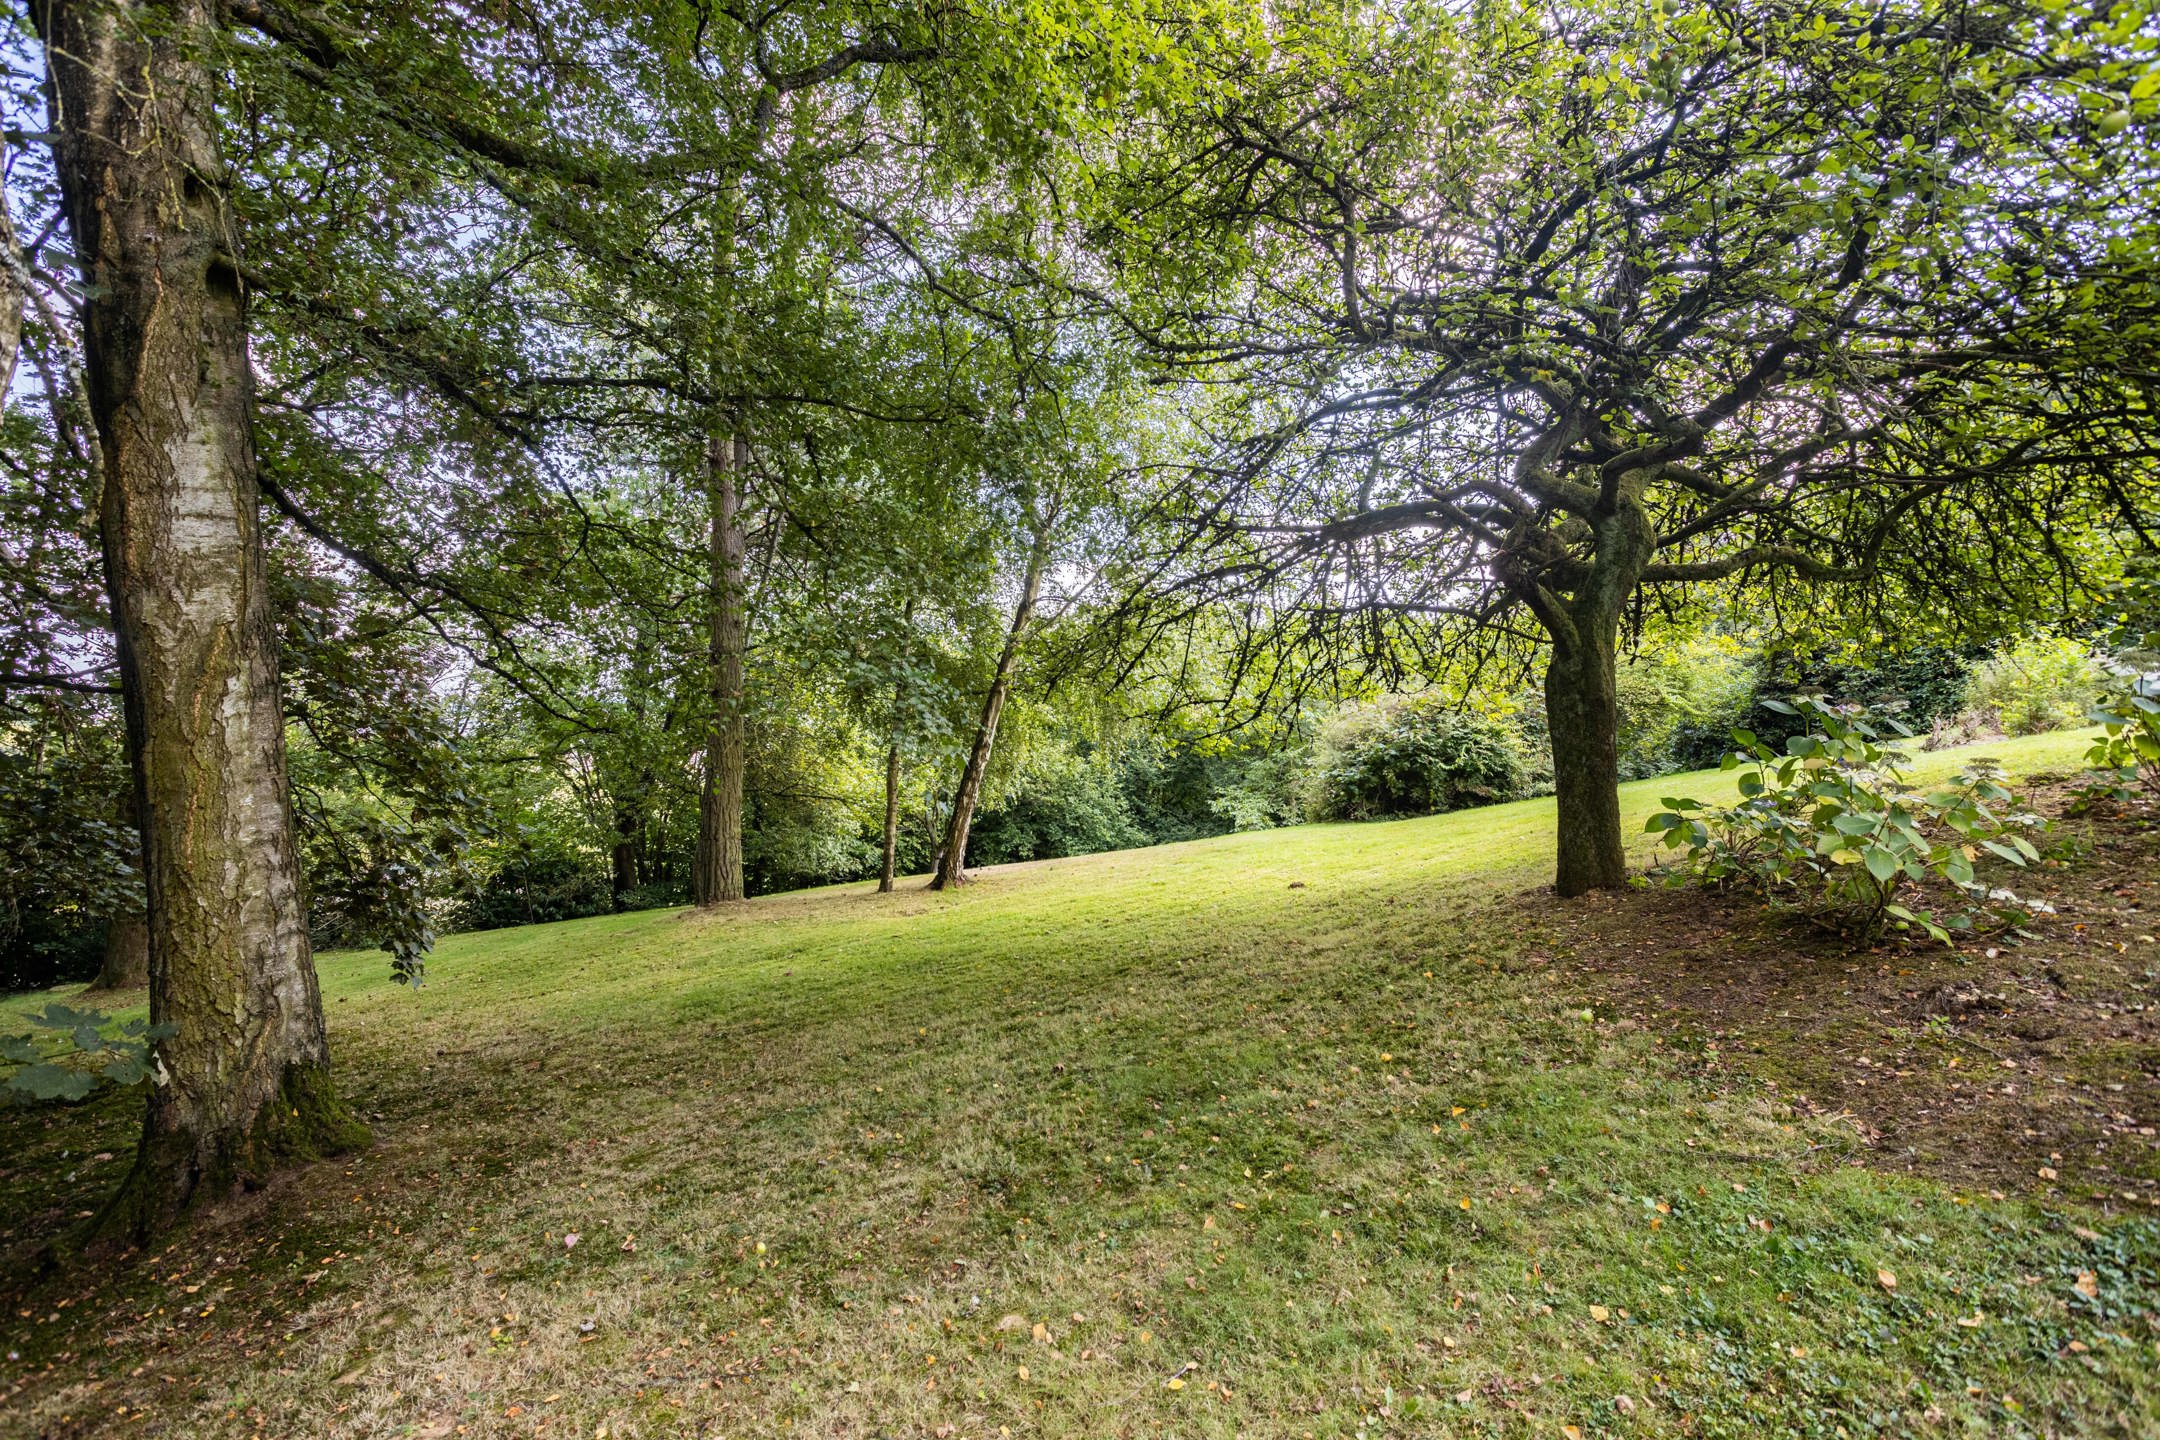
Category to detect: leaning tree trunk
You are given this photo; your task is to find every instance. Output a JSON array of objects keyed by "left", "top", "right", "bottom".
[
  {"left": 930, "top": 530, "right": 1050, "bottom": 891},
  {"left": 40, "top": 0, "right": 365, "bottom": 1239},
  {"left": 1537, "top": 504, "right": 1655, "bottom": 898},
  {"left": 692, "top": 430, "right": 749, "bottom": 905}
]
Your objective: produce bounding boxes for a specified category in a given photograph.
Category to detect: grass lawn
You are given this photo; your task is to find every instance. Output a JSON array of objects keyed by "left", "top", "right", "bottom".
[{"left": 2, "top": 727, "right": 2155, "bottom": 1438}]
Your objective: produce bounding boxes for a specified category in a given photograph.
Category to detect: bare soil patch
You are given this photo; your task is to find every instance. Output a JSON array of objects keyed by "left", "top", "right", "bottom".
[{"left": 1552, "top": 797, "right": 2160, "bottom": 1209}]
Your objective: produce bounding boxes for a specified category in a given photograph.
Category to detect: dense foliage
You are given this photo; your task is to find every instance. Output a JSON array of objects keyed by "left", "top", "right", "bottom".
[{"left": 1651, "top": 698, "right": 2048, "bottom": 944}]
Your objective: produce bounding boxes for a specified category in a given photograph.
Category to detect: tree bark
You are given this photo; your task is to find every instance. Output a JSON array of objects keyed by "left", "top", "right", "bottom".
[
  {"left": 0, "top": 185, "right": 23, "bottom": 397},
  {"left": 609, "top": 805, "right": 643, "bottom": 910},
  {"left": 879, "top": 742, "right": 902, "bottom": 892},
  {"left": 40, "top": 0, "right": 365, "bottom": 1240},
  {"left": 1545, "top": 617, "right": 1628, "bottom": 897},
  {"left": 930, "top": 528, "right": 1050, "bottom": 891},
  {"left": 692, "top": 429, "right": 749, "bottom": 905},
  {"left": 1528, "top": 501, "right": 1654, "bottom": 897},
  {"left": 90, "top": 916, "right": 149, "bottom": 992}
]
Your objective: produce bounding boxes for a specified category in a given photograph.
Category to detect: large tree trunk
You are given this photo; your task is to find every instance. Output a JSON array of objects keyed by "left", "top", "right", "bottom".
[
  {"left": 692, "top": 430, "right": 749, "bottom": 905},
  {"left": 1545, "top": 618, "right": 1627, "bottom": 897},
  {"left": 930, "top": 530, "right": 1050, "bottom": 891},
  {"left": 1533, "top": 502, "right": 1654, "bottom": 898},
  {"left": 90, "top": 916, "right": 149, "bottom": 992},
  {"left": 40, "top": 0, "right": 364, "bottom": 1240}
]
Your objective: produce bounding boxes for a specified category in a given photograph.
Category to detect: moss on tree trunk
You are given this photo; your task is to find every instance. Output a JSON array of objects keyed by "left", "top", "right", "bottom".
[{"left": 40, "top": 0, "right": 365, "bottom": 1244}]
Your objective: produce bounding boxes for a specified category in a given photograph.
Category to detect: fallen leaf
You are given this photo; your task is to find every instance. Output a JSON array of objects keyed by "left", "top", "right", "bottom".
[
  {"left": 1031, "top": 1322, "right": 1050, "bottom": 1343},
  {"left": 1165, "top": 1377, "right": 1185, "bottom": 1391},
  {"left": 2039, "top": 1167, "right": 2058, "bottom": 1181},
  {"left": 995, "top": 1314, "right": 1026, "bottom": 1332},
  {"left": 1455, "top": 1389, "right": 1473, "bottom": 1404},
  {"left": 2074, "top": 1271, "right": 2099, "bottom": 1300},
  {"left": 1588, "top": 1304, "right": 1610, "bottom": 1323},
  {"left": 1876, "top": 1268, "right": 1897, "bottom": 1291},
  {"left": 1563, "top": 1426, "right": 1583, "bottom": 1440},
  {"left": 1615, "top": 1394, "right": 1636, "bottom": 1415}
]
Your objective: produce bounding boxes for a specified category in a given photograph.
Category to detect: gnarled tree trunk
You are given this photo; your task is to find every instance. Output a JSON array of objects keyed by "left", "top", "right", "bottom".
[
  {"left": 1531, "top": 501, "right": 1655, "bottom": 898},
  {"left": 692, "top": 429, "right": 749, "bottom": 905},
  {"left": 40, "top": 0, "right": 364, "bottom": 1239},
  {"left": 930, "top": 528, "right": 1050, "bottom": 891}
]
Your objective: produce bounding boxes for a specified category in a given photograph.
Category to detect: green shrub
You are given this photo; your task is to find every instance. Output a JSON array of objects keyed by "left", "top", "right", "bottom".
[
  {"left": 1649, "top": 697, "right": 2046, "bottom": 945},
  {"left": 969, "top": 749, "right": 1148, "bottom": 864},
  {"left": 1614, "top": 635, "right": 1757, "bottom": 779},
  {"left": 1960, "top": 635, "right": 2108, "bottom": 736},
  {"left": 1304, "top": 697, "right": 1531, "bottom": 821},
  {"left": 1209, "top": 747, "right": 1309, "bottom": 831},
  {"left": 2082, "top": 554, "right": 2160, "bottom": 801}
]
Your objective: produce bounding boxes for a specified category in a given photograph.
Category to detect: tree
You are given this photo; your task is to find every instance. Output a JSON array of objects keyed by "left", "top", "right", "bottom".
[
  {"left": 931, "top": 497, "right": 1054, "bottom": 888},
  {"left": 1097, "top": 0, "right": 2160, "bottom": 893},
  {"left": 35, "top": 0, "right": 366, "bottom": 1235}
]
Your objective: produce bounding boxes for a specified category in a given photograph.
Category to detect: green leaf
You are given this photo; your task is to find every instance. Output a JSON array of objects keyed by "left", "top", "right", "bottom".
[{"left": 9, "top": 1063, "right": 96, "bottom": 1102}]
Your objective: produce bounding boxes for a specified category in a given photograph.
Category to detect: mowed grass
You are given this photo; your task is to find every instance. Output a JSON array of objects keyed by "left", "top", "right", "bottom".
[{"left": 2, "top": 728, "right": 2155, "bottom": 1439}]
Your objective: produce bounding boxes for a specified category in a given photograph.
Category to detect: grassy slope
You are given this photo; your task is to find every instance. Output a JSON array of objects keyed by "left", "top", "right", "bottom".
[{"left": 2, "top": 728, "right": 2153, "bottom": 1439}]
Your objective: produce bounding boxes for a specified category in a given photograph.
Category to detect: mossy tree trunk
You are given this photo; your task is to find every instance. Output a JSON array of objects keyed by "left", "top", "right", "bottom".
[
  {"left": 692, "top": 429, "right": 749, "bottom": 906},
  {"left": 39, "top": 0, "right": 365, "bottom": 1240},
  {"left": 1514, "top": 497, "right": 1656, "bottom": 898}
]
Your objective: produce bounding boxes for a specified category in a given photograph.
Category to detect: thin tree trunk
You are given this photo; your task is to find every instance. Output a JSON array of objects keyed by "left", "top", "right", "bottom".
[
  {"left": 609, "top": 807, "right": 642, "bottom": 911},
  {"left": 930, "top": 529, "right": 1051, "bottom": 891},
  {"left": 692, "top": 430, "right": 749, "bottom": 905},
  {"left": 0, "top": 185, "right": 23, "bottom": 398},
  {"left": 878, "top": 742, "right": 901, "bottom": 892},
  {"left": 39, "top": 0, "right": 364, "bottom": 1241}
]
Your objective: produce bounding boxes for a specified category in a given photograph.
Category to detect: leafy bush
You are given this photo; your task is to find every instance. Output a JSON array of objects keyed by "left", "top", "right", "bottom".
[
  {"left": 1960, "top": 636, "right": 2108, "bottom": 736},
  {"left": 1649, "top": 697, "right": 2046, "bottom": 945},
  {"left": 1209, "top": 746, "right": 1309, "bottom": 831},
  {"left": 1304, "top": 697, "right": 1531, "bottom": 821},
  {"left": 446, "top": 851, "right": 613, "bottom": 933},
  {"left": 1613, "top": 635, "right": 1757, "bottom": 779},
  {"left": 1739, "top": 646, "right": 1977, "bottom": 753},
  {"left": 2083, "top": 555, "right": 2160, "bottom": 801},
  {"left": 969, "top": 749, "right": 1148, "bottom": 865}
]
